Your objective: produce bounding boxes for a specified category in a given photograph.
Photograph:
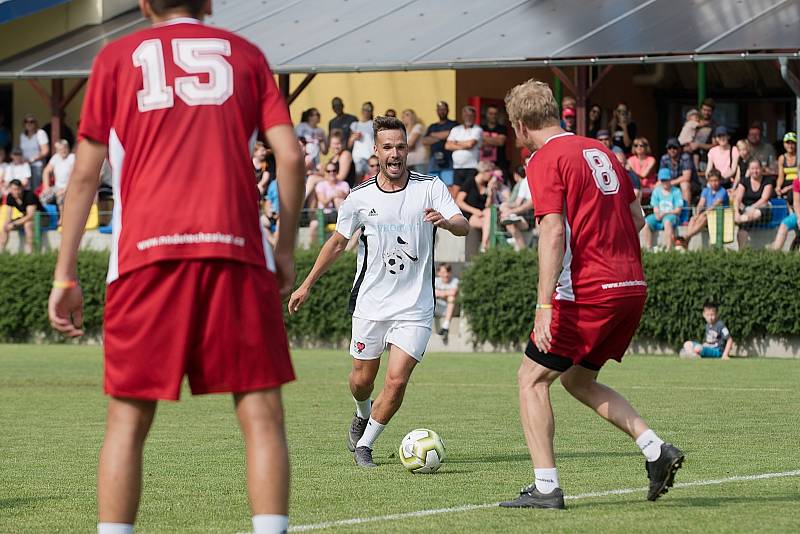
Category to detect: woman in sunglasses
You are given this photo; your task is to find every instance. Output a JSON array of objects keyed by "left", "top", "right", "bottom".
[{"left": 19, "top": 114, "right": 49, "bottom": 192}]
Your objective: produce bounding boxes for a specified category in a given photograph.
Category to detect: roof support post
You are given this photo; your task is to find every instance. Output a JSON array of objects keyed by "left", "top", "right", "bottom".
[
  {"left": 575, "top": 66, "right": 588, "bottom": 136},
  {"left": 51, "top": 79, "right": 63, "bottom": 142},
  {"left": 553, "top": 74, "right": 562, "bottom": 114},
  {"left": 697, "top": 62, "right": 707, "bottom": 107},
  {"left": 278, "top": 74, "right": 290, "bottom": 101},
  {"left": 779, "top": 57, "right": 800, "bottom": 133},
  {"left": 287, "top": 73, "right": 316, "bottom": 106}
]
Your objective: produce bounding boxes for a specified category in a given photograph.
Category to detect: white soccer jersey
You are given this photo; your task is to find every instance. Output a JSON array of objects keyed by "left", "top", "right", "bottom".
[{"left": 336, "top": 171, "right": 462, "bottom": 321}]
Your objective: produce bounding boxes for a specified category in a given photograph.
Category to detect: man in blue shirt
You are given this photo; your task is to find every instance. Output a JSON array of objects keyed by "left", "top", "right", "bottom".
[
  {"left": 660, "top": 137, "right": 700, "bottom": 205},
  {"left": 422, "top": 101, "right": 459, "bottom": 187},
  {"left": 641, "top": 168, "right": 684, "bottom": 251}
]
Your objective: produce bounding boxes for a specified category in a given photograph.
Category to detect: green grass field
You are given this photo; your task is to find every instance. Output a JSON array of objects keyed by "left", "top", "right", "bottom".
[{"left": 1, "top": 345, "right": 799, "bottom": 533}]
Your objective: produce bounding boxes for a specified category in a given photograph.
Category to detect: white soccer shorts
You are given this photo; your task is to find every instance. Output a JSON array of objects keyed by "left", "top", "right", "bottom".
[{"left": 350, "top": 317, "right": 433, "bottom": 361}]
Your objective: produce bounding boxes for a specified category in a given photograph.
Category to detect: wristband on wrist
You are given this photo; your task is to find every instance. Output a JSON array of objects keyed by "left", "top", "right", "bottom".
[
  {"left": 52, "top": 279, "right": 78, "bottom": 289},
  {"left": 536, "top": 303, "right": 553, "bottom": 309}
]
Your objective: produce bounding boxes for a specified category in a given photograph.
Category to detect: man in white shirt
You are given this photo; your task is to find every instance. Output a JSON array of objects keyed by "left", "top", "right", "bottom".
[
  {"left": 289, "top": 116, "right": 469, "bottom": 468},
  {"left": 348, "top": 101, "right": 376, "bottom": 177},
  {"left": 7, "top": 147, "right": 32, "bottom": 189},
  {"left": 445, "top": 106, "right": 483, "bottom": 195},
  {"left": 40, "top": 140, "right": 76, "bottom": 215}
]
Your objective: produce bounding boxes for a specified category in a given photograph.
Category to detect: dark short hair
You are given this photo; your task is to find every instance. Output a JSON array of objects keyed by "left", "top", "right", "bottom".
[
  {"left": 703, "top": 301, "right": 718, "bottom": 310},
  {"left": 749, "top": 121, "right": 762, "bottom": 131},
  {"left": 701, "top": 98, "right": 715, "bottom": 109},
  {"left": 706, "top": 169, "right": 722, "bottom": 179},
  {"left": 329, "top": 128, "right": 344, "bottom": 141},
  {"left": 438, "top": 263, "right": 452, "bottom": 273},
  {"left": 8, "top": 179, "right": 22, "bottom": 187},
  {"left": 373, "top": 116, "right": 406, "bottom": 139},
  {"left": 514, "top": 164, "right": 526, "bottom": 178},
  {"left": 147, "top": 0, "right": 206, "bottom": 17}
]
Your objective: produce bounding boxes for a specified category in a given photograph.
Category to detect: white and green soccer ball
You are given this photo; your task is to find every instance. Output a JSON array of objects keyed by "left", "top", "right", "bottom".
[{"left": 399, "top": 428, "right": 445, "bottom": 473}]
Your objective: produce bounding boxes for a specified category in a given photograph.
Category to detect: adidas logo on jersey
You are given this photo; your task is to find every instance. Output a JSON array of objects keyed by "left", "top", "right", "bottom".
[{"left": 368, "top": 208, "right": 378, "bottom": 216}]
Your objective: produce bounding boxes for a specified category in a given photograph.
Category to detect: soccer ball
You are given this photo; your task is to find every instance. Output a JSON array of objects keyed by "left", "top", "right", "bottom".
[
  {"left": 383, "top": 250, "right": 406, "bottom": 275},
  {"left": 399, "top": 428, "right": 445, "bottom": 473}
]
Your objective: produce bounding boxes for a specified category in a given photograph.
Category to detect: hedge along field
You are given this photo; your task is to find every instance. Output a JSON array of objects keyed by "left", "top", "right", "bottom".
[{"left": 2, "top": 248, "right": 800, "bottom": 347}]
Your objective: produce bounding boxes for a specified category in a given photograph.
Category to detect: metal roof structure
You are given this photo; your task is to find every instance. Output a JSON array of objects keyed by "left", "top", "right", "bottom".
[{"left": 0, "top": 0, "right": 798, "bottom": 79}]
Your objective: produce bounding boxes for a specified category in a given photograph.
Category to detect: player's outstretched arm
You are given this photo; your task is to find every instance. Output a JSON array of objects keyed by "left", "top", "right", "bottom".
[
  {"left": 49, "top": 139, "right": 106, "bottom": 338},
  {"left": 288, "top": 231, "right": 350, "bottom": 314},
  {"left": 423, "top": 208, "right": 468, "bottom": 236}
]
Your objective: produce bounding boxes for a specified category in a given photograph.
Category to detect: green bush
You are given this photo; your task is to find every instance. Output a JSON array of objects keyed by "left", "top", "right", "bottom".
[{"left": 461, "top": 248, "right": 800, "bottom": 348}]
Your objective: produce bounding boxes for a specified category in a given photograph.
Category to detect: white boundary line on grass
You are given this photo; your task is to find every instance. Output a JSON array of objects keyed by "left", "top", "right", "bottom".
[{"left": 285, "top": 469, "right": 800, "bottom": 532}]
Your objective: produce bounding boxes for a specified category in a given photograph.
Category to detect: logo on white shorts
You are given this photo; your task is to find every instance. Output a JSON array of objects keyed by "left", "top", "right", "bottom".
[{"left": 355, "top": 341, "right": 366, "bottom": 353}]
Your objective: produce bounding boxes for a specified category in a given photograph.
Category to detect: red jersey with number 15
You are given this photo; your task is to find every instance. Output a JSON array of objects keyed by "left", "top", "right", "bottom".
[
  {"left": 78, "top": 18, "right": 292, "bottom": 284},
  {"left": 527, "top": 133, "right": 646, "bottom": 303}
]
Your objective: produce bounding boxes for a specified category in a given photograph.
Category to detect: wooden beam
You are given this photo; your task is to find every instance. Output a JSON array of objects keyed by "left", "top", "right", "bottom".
[
  {"left": 26, "top": 80, "right": 51, "bottom": 108},
  {"left": 575, "top": 66, "right": 588, "bottom": 136},
  {"left": 278, "top": 74, "right": 290, "bottom": 101},
  {"left": 549, "top": 67, "right": 577, "bottom": 96},
  {"left": 61, "top": 78, "right": 88, "bottom": 108},
  {"left": 51, "top": 79, "right": 64, "bottom": 142},
  {"left": 287, "top": 73, "right": 316, "bottom": 106},
  {"left": 587, "top": 65, "right": 613, "bottom": 97}
]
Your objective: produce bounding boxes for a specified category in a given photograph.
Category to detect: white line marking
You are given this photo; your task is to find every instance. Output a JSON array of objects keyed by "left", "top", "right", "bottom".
[
  {"left": 287, "top": 469, "right": 800, "bottom": 532},
  {"left": 405, "top": 383, "right": 793, "bottom": 393}
]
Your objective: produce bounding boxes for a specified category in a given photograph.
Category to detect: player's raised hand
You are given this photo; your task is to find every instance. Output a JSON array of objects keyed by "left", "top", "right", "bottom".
[
  {"left": 533, "top": 307, "right": 553, "bottom": 353},
  {"left": 288, "top": 285, "right": 310, "bottom": 315},
  {"left": 274, "top": 251, "right": 296, "bottom": 299},
  {"left": 423, "top": 208, "right": 449, "bottom": 229},
  {"left": 48, "top": 285, "right": 84, "bottom": 338}
]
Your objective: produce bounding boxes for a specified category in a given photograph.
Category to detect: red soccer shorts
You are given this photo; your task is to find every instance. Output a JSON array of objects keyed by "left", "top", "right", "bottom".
[
  {"left": 103, "top": 259, "right": 295, "bottom": 400},
  {"left": 527, "top": 295, "right": 647, "bottom": 371}
]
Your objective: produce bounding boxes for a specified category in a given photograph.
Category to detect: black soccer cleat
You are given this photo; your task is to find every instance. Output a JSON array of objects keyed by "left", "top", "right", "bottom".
[
  {"left": 347, "top": 413, "right": 369, "bottom": 452},
  {"left": 499, "top": 484, "right": 565, "bottom": 509},
  {"left": 354, "top": 446, "right": 377, "bottom": 468},
  {"left": 646, "top": 443, "right": 685, "bottom": 501}
]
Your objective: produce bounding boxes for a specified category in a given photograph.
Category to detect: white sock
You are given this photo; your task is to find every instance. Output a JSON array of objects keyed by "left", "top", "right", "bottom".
[
  {"left": 356, "top": 417, "right": 385, "bottom": 449},
  {"left": 354, "top": 397, "right": 371, "bottom": 419},
  {"left": 252, "top": 514, "right": 288, "bottom": 534},
  {"left": 97, "top": 524, "right": 133, "bottom": 534},
  {"left": 636, "top": 429, "right": 665, "bottom": 462},
  {"left": 441, "top": 320, "right": 450, "bottom": 330},
  {"left": 534, "top": 468, "right": 560, "bottom": 494}
]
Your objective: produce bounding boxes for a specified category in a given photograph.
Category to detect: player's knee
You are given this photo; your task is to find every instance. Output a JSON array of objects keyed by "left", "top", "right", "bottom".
[
  {"left": 383, "top": 373, "right": 409, "bottom": 396},
  {"left": 560, "top": 373, "right": 591, "bottom": 397}
]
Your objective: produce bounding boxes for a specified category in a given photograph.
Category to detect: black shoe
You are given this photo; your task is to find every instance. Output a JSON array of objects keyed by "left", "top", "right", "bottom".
[
  {"left": 347, "top": 413, "right": 369, "bottom": 452},
  {"left": 499, "top": 484, "right": 565, "bottom": 509},
  {"left": 441, "top": 328, "right": 449, "bottom": 344},
  {"left": 354, "top": 446, "right": 377, "bottom": 468},
  {"left": 646, "top": 443, "right": 685, "bottom": 501}
]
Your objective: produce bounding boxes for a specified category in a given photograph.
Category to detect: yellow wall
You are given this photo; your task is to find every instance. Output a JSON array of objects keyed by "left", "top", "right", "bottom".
[{"left": 286, "top": 71, "right": 456, "bottom": 132}]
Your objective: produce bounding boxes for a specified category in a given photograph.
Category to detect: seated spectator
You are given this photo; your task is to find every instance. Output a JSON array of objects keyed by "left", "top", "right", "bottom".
[
  {"left": 7, "top": 147, "right": 32, "bottom": 189},
  {"left": 734, "top": 138, "right": 753, "bottom": 187},
  {"left": 612, "top": 146, "right": 636, "bottom": 197},
  {"left": 0, "top": 146, "right": 8, "bottom": 194},
  {"left": 402, "top": 109, "right": 427, "bottom": 174},
  {"left": 252, "top": 141, "right": 270, "bottom": 183},
  {"left": 586, "top": 104, "right": 602, "bottom": 139},
  {"left": 384, "top": 109, "right": 397, "bottom": 118},
  {"left": 434, "top": 263, "right": 459, "bottom": 343},
  {"left": 308, "top": 162, "right": 350, "bottom": 238},
  {"left": 660, "top": 137, "right": 700, "bottom": 205},
  {"left": 769, "top": 166, "right": 800, "bottom": 250},
  {"left": 596, "top": 129, "right": 612, "bottom": 150},
  {"left": 706, "top": 127, "right": 739, "bottom": 188},
  {"left": 455, "top": 161, "right": 491, "bottom": 250},
  {"left": 348, "top": 101, "right": 375, "bottom": 176},
  {"left": 360, "top": 155, "right": 379, "bottom": 184},
  {"left": 679, "top": 169, "right": 729, "bottom": 246},
  {"left": 40, "top": 139, "right": 75, "bottom": 220},
  {"left": 498, "top": 165, "right": 534, "bottom": 251},
  {"left": 326, "top": 130, "right": 356, "bottom": 187},
  {"left": 261, "top": 178, "right": 280, "bottom": 248},
  {"left": 0, "top": 179, "right": 43, "bottom": 253},
  {"left": 445, "top": 105, "right": 483, "bottom": 195},
  {"left": 677, "top": 108, "right": 700, "bottom": 147},
  {"left": 747, "top": 122, "right": 778, "bottom": 175},
  {"left": 686, "top": 98, "right": 717, "bottom": 171},
  {"left": 562, "top": 107, "right": 576, "bottom": 133},
  {"left": 627, "top": 137, "right": 656, "bottom": 196},
  {"left": 641, "top": 168, "right": 684, "bottom": 251},
  {"left": 609, "top": 102, "right": 636, "bottom": 153},
  {"left": 733, "top": 160, "right": 774, "bottom": 249},
  {"left": 680, "top": 302, "right": 733, "bottom": 360},
  {"left": 776, "top": 132, "right": 797, "bottom": 200},
  {"left": 296, "top": 107, "right": 327, "bottom": 167}
]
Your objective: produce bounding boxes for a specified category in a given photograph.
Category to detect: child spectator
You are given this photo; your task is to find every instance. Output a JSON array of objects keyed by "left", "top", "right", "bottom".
[
  {"left": 641, "top": 168, "right": 684, "bottom": 251},
  {"left": 679, "top": 169, "right": 729, "bottom": 246},
  {"left": 434, "top": 263, "right": 459, "bottom": 343},
  {"left": 677, "top": 109, "right": 700, "bottom": 147},
  {"left": 681, "top": 302, "right": 733, "bottom": 360}
]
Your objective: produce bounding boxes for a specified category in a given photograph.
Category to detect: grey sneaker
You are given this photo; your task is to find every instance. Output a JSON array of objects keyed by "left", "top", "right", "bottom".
[
  {"left": 646, "top": 443, "right": 684, "bottom": 501},
  {"left": 354, "top": 446, "right": 377, "bottom": 468},
  {"left": 499, "top": 484, "right": 565, "bottom": 509},
  {"left": 347, "top": 414, "right": 369, "bottom": 452}
]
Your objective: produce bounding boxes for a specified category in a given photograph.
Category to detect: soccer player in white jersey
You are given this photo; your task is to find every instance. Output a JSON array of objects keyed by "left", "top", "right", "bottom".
[{"left": 289, "top": 116, "right": 469, "bottom": 467}]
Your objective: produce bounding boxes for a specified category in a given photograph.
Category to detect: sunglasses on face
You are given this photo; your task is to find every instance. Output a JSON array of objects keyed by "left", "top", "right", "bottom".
[
  {"left": 634, "top": 143, "right": 647, "bottom": 148},
  {"left": 368, "top": 163, "right": 380, "bottom": 168},
  {"left": 326, "top": 169, "right": 337, "bottom": 174},
  {"left": 24, "top": 119, "right": 36, "bottom": 124},
  {"left": 667, "top": 146, "right": 679, "bottom": 151}
]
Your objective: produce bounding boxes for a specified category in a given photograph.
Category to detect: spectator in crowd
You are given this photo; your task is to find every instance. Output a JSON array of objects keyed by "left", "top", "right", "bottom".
[
  {"left": 608, "top": 101, "right": 636, "bottom": 153},
  {"left": 328, "top": 97, "right": 357, "bottom": 148},
  {"left": 678, "top": 169, "right": 729, "bottom": 247},
  {"left": 706, "top": 126, "right": 739, "bottom": 188},
  {"left": 295, "top": 107, "right": 327, "bottom": 166},
  {"left": 769, "top": 164, "right": 800, "bottom": 251},
  {"left": 0, "top": 146, "right": 8, "bottom": 194},
  {"left": 384, "top": 109, "right": 397, "bottom": 118},
  {"left": 561, "top": 107, "right": 576, "bottom": 134},
  {"left": 401, "top": 108, "right": 427, "bottom": 174},
  {"left": 680, "top": 302, "right": 733, "bottom": 360},
  {"left": 734, "top": 138, "right": 753, "bottom": 186},
  {"left": 308, "top": 161, "right": 351, "bottom": 238},
  {"left": 422, "top": 101, "right": 459, "bottom": 186},
  {"left": 480, "top": 104, "right": 508, "bottom": 173},
  {"left": 0, "top": 178, "right": 43, "bottom": 253},
  {"left": 445, "top": 105, "right": 483, "bottom": 195},
  {"left": 455, "top": 160, "right": 492, "bottom": 250},
  {"left": 361, "top": 155, "right": 379, "bottom": 184},
  {"left": 747, "top": 122, "right": 778, "bottom": 175},
  {"left": 677, "top": 108, "right": 700, "bottom": 147},
  {"left": 776, "top": 132, "right": 797, "bottom": 200},
  {"left": 326, "top": 130, "right": 357, "bottom": 187},
  {"left": 19, "top": 114, "right": 49, "bottom": 192},
  {"left": 7, "top": 147, "right": 32, "bottom": 189},
  {"left": 597, "top": 129, "right": 612, "bottom": 150},
  {"left": 627, "top": 136, "right": 657, "bottom": 197},
  {"left": 660, "top": 137, "right": 699, "bottom": 205},
  {"left": 733, "top": 160, "right": 774, "bottom": 249},
  {"left": 686, "top": 98, "right": 717, "bottom": 169},
  {"left": 252, "top": 141, "right": 271, "bottom": 184},
  {"left": 0, "top": 112, "right": 11, "bottom": 153},
  {"left": 348, "top": 101, "right": 375, "bottom": 176},
  {"left": 499, "top": 164, "right": 534, "bottom": 251},
  {"left": 641, "top": 168, "right": 684, "bottom": 251},
  {"left": 561, "top": 95, "right": 576, "bottom": 114},
  {"left": 434, "top": 263, "right": 459, "bottom": 343},
  {"left": 40, "top": 139, "right": 75, "bottom": 218},
  {"left": 586, "top": 104, "right": 602, "bottom": 138}
]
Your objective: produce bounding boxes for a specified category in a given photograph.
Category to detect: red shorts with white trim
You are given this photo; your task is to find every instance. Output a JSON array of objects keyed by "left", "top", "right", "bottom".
[
  {"left": 526, "top": 295, "right": 646, "bottom": 372},
  {"left": 103, "top": 259, "right": 295, "bottom": 400}
]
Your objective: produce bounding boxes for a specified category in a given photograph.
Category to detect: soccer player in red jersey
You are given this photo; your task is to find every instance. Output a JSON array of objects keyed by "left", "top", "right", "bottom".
[
  {"left": 499, "top": 80, "right": 684, "bottom": 509},
  {"left": 47, "top": 1, "right": 304, "bottom": 533}
]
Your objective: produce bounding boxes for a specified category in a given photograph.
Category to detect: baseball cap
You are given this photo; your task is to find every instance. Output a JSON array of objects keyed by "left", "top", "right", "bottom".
[
  {"left": 685, "top": 108, "right": 699, "bottom": 118},
  {"left": 596, "top": 129, "right": 610, "bottom": 139},
  {"left": 666, "top": 138, "right": 681, "bottom": 149},
  {"left": 714, "top": 126, "right": 729, "bottom": 137},
  {"left": 658, "top": 168, "right": 672, "bottom": 181},
  {"left": 562, "top": 107, "right": 576, "bottom": 119},
  {"left": 783, "top": 132, "right": 797, "bottom": 143}
]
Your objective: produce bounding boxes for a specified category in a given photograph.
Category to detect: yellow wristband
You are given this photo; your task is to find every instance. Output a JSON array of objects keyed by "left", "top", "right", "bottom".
[
  {"left": 53, "top": 280, "right": 78, "bottom": 289},
  {"left": 536, "top": 303, "right": 553, "bottom": 309}
]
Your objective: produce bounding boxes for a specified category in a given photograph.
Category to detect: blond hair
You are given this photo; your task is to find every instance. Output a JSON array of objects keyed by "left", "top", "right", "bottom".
[{"left": 504, "top": 79, "right": 560, "bottom": 131}]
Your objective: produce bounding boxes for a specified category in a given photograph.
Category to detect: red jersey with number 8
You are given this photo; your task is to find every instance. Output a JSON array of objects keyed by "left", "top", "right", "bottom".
[
  {"left": 78, "top": 18, "right": 292, "bottom": 283},
  {"left": 527, "top": 133, "right": 646, "bottom": 304}
]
